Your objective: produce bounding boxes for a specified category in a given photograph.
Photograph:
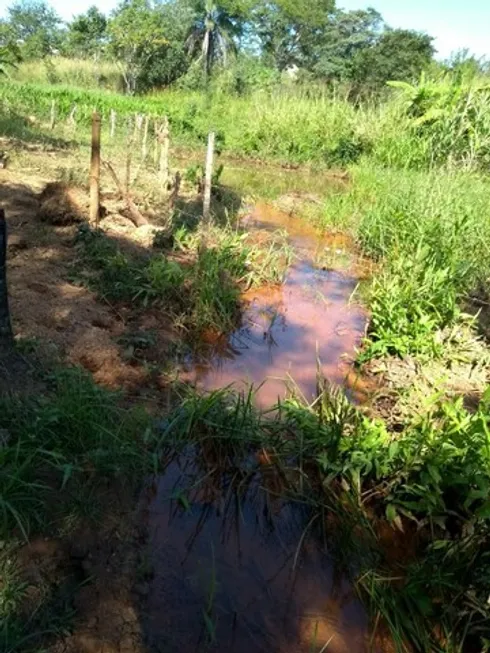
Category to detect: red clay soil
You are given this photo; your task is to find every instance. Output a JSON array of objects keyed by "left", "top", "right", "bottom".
[{"left": 0, "top": 168, "right": 176, "bottom": 401}]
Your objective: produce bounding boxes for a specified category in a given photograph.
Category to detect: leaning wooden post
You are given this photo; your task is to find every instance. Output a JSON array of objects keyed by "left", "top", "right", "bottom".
[
  {"left": 89, "top": 112, "right": 101, "bottom": 226},
  {"left": 159, "top": 116, "right": 170, "bottom": 190},
  {"left": 110, "top": 109, "right": 116, "bottom": 138},
  {"left": 0, "top": 209, "right": 13, "bottom": 349},
  {"left": 49, "top": 99, "right": 56, "bottom": 130},
  {"left": 203, "top": 132, "right": 215, "bottom": 223}
]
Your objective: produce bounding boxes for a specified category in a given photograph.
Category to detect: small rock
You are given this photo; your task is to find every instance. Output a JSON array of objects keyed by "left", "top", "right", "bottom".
[{"left": 7, "top": 233, "right": 28, "bottom": 253}]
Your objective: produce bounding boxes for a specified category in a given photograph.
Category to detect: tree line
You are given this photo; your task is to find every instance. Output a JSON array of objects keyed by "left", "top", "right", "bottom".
[{"left": 0, "top": 0, "right": 488, "bottom": 95}]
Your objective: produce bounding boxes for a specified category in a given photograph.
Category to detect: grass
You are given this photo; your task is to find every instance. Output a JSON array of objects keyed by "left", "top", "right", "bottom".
[
  {"left": 0, "top": 366, "right": 152, "bottom": 539},
  {"left": 158, "top": 384, "right": 490, "bottom": 651},
  {"left": 1, "top": 74, "right": 490, "bottom": 168},
  {"left": 11, "top": 56, "right": 126, "bottom": 93},
  {"left": 319, "top": 165, "right": 490, "bottom": 361},
  {"left": 73, "top": 216, "right": 292, "bottom": 339},
  {"left": 0, "top": 365, "right": 156, "bottom": 651},
  {"left": 1, "top": 71, "right": 490, "bottom": 652}
]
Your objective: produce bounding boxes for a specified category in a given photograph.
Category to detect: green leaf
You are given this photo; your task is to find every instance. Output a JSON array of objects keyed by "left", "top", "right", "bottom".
[{"left": 385, "top": 503, "right": 398, "bottom": 522}]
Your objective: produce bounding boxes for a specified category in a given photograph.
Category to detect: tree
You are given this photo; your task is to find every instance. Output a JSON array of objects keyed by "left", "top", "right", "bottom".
[
  {"left": 251, "top": 0, "right": 335, "bottom": 71},
  {"left": 66, "top": 6, "right": 107, "bottom": 58},
  {"left": 185, "top": 0, "right": 246, "bottom": 78},
  {"left": 3, "top": 0, "right": 63, "bottom": 58},
  {"left": 137, "top": 0, "right": 193, "bottom": 89},
  {"left": 352, "top": 29, "right": 435, "bottom": 90},
  {"left": 311, "top": 8, "right": 383, "bottom": 81},
  {"left": 109, "top": 0, "right": 169, "bottom": 93},
  {"left": 0, "top": 41, "right": 22, "bottom": 75}
]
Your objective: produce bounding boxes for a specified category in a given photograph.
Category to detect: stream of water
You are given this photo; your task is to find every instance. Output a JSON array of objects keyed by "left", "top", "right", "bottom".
[
  {"left": 143, "top": 197, "right": 375, "bottom": 652},
  {"left": 182, "top": 201, "right": 369, "bottom": 407},
  {"left": 143, "top": 454, "right": 375, "bottom": 653}
]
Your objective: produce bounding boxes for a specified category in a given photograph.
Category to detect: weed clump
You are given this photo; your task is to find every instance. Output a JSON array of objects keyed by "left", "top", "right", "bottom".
[
  {"left": 0, "top": 367, "right": 152, "bottom": 539},
  {"left": 74, "top": 221, "right": 291, "bottom": 340}
]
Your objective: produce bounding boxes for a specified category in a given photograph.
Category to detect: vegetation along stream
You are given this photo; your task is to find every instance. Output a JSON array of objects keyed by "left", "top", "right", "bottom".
[
  {"left": 144, "top": 197, "right": 374, "bottom": 652},
  {"left": 2, "top": 5, "right": 490, "bottom": 650}
]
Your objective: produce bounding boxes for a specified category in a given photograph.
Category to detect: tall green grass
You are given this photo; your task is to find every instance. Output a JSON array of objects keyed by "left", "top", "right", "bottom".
[
  {"left": 11, "top": 56, "right": 125, "bottom": 93},
  {"left": 1, "top": 74, "right": 485, "bottom": 187},
  {"left": 2, "top": 75, "right": 489, "bottom": 168},
  {"left": 322, "top": 166, "right": 490, "bottom": 359},
  {"left": 1, "top": 69, "right": 490, "bottom": 174}
]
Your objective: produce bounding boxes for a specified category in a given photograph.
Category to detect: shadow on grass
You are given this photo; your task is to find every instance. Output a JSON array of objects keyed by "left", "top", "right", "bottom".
[
  {"left": 173, "top": 183, "right": 243, "bottom": 232},
  {"left": 0, "top": 111, "right": 74, "bottom": 150}
]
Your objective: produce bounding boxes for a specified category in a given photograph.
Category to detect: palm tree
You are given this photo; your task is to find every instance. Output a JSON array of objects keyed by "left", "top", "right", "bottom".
[{"left": 186, "top": 0, "right": 242, "bottom": 78}]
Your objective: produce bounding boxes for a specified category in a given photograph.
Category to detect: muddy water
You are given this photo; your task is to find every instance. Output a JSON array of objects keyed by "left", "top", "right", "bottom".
[
  {"left": 183, "top": 203, "right": 368, "bottom": 407},
  {"left": 143, "top": 453, "right": 375, "bottom": 653},
  {"left": 143, "top": 202, "right": 375, "bottom": 651}
]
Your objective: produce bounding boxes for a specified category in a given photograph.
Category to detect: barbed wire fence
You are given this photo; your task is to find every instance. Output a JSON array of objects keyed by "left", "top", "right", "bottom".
[{"left": 41, "top": 101, "right": 219, "bottom": 228}]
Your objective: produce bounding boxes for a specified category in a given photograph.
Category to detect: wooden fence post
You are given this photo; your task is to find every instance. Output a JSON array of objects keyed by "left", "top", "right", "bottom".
[
  {"left": 125, "top": 117, "right": 134, "bottom": 194},
  {"left": 0, "top": 208, "right": 13, "bottom": 349},
  {"left": 153, "top": 120, "right": 159, "bottom": 168},
  {"left": 134, "top": 113, "right": 143, "bottom": 139},
  {"left": 142, "top": 114, "right": 149, "bottom": 160},
  {"left": 110, "top": 109, "right": 116, "bottom": 138},
  {"left": 203, "top": 132, "right": 215, "bottom": 222},
  {"left": 90, "top": 112, "right": 101, "bottom": 226},
  {"left": 69, "top": 104, "right": 77, "bottom": 128},
  {"left": 49, "top": 99, "right": 56, "bottom": 130},
  {"left": 159, "top": 117, "right": 170, "bottom": 190}
]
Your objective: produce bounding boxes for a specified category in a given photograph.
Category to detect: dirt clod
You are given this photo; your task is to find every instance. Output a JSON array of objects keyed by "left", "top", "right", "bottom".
[{"left": 38, "top": 182, "right": 88, "bottom": 225}]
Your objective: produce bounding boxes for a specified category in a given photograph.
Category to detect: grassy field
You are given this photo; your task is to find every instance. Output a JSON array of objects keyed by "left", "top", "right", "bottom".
[
  {"left": 2, "top": 73, "right": 490, "bottom": 167},
  {"left": 10, "top": 56, "right": 125, "bottom": 93},
  {"left": 1, "top": 74, "right": 490, "bottom": 651}
]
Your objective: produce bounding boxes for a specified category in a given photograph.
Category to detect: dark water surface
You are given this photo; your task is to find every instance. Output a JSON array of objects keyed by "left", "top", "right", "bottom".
[{"left": 143, "top": 454, "right": 375, "bottom": 653}]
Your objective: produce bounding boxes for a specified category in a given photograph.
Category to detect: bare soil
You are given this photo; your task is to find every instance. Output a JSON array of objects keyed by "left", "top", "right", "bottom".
[
  {"left": 0, "top": 167, "right": 177, "bottom": 400},
  {"left": 16, "top": 481, "right": 147, "bottom": 653},
  {"left": 0, "top": 159, "right": 176, "bottom": 652}
]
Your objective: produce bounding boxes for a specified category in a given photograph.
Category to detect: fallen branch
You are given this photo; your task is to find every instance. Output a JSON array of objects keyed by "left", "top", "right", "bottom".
[{"left": 102, "top": 160, "right": 149, "bottom": 228}]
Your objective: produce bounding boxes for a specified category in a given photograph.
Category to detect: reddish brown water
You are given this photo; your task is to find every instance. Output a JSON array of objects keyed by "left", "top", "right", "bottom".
[
  {"left": 182, "top": 203, "right": 368, "bottom": 407},
  {"left": 143, "top": 203, "right": 376, "bottom": 652},
  {"left": 143, "top": 453, "right": 376, "bottom": 653}
]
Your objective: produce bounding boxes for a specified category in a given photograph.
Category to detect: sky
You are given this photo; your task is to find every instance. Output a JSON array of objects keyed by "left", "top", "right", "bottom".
[
  {"left": 0, "top": 0, "right": 488, "bottom": 61},
  {"left": 339, "top": 0, "right": 490, "bottom": 60}
]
